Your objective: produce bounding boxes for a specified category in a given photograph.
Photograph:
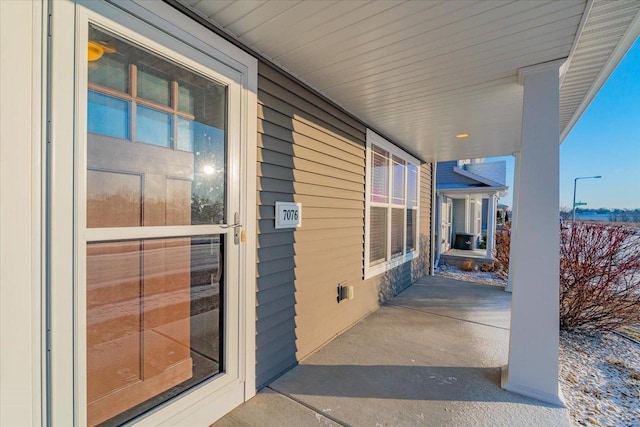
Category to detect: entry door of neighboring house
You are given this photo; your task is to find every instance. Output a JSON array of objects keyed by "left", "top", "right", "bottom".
[
  {"left": 48, "top": 2, "right": 252, "bottom": 425},
  {"left": 441, "top": 198, "right": 453, "bottom": 253}
]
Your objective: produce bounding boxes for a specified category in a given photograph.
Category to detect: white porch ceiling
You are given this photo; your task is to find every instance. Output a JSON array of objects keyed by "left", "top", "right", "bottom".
[{"left": 179, "top": 0, "right": 640, "bottom": 163}]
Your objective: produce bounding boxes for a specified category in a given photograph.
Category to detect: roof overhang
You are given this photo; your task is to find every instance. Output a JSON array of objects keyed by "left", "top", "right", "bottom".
[
  {"left": 437, "top": 186, "right": 508, "bottom": 198},
  {"left": 174, "top": 0, "right": 640, "bottom": 163},
  {"left": 453, "top": 166, "right": 505, "bottom": 188}
]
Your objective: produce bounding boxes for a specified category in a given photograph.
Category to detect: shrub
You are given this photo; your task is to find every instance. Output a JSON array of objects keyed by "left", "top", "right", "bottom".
[
  {"left": 478, "top": 233, "right": 487, "bottom": 249},
  {"left": 460, "top": 259, "right": 474, "bottom": 271},
  {"left": 560, "top": 223, "right": 640, "bottom": 331},
  {"left": 490, "top": 222, "right": 640, "bottom": 331},
  {"left": 480, "top": 262, "right": 495, "bottom": 272},
  {"left": 494, "top": 223, "right": 511, "bottom": 274}
]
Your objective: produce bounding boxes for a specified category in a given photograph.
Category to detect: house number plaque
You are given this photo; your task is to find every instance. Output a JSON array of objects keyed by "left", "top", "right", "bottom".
[{"left": 275, "top": 202, "right": 302, "bottom": 229}]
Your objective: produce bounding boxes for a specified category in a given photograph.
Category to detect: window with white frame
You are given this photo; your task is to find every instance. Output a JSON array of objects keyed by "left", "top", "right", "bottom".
[{"left": 365, "top": 129, "right": 420, "bottom": 278}]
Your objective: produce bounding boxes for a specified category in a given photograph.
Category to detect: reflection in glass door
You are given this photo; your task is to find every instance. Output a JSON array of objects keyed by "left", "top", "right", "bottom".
[
  {"left": 441, "top": 198, "right": 453, "bottom": 253},
  {"left": 85, "top": 25, "right": 229, "bottom": 426}
]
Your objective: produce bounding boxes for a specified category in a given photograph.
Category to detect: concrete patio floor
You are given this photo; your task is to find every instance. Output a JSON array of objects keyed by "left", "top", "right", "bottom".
[{"left": 214, "top": 276, "right": 570, "bottom": 427}]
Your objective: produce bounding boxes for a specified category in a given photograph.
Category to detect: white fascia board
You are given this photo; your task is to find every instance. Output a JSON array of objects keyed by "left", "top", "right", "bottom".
[
  {"left": 559, "top": 0, "right": 594, "bottom": 86},
  {"left": 560, "top": 9, "right": 640, "bottom": 141},
  {"left": 437, "top": 186, "right": 507, "bottom": 197},
  {"left": 453, "top": 166, "right": 505, "bottom": 187}
]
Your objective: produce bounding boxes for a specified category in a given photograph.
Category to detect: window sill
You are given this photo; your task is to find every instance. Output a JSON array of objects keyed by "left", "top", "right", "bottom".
[{"left": 364, "top": 250, "right": 418, "bottom": 280}]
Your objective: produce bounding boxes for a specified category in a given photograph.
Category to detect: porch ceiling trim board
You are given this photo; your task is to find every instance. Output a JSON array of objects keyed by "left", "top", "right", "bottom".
[{"left": 177, "top": 0, "right": 639, "bottom": 163}]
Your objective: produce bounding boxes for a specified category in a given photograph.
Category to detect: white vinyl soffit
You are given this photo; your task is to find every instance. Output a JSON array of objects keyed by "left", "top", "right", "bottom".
[{"left": 180, "top": 0, "right": 640, "bottom": 163}]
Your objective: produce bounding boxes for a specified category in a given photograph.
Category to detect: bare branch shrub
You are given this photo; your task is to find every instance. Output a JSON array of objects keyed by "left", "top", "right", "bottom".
[
  {"left": 560, "top": 223, "right": 640, "bottom": 331},
  {"left": 494, "top": 222, "right": 511, "bottom": 274},
  {"left": 480, "top": 262, "right": 495, "bottom": 272}
]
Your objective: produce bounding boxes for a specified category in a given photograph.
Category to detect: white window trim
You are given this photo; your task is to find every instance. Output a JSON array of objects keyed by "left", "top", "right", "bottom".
[{"left": 364, "top": 129, "right": 420, "bottom": 279}]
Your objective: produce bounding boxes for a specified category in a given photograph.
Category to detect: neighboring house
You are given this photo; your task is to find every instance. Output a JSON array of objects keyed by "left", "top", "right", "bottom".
[
  {"left": 2, "top": 1, "right": 639, "bottom": 426},
  {"left": 436, "top": 159, "right": 508, "bottom": 263},
  {"left": 497, "top": 204, "right": 511, "bottom": 225}
]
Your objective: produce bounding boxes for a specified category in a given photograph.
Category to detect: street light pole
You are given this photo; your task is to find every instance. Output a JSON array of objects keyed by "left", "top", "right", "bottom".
[{"left": 572, "top": 175, "right": 602, "bottom": 223}]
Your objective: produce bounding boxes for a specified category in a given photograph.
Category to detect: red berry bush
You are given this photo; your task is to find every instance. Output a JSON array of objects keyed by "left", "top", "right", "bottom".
[
  {"left": 493, "top": 223, "right": 511, "bottom": 275},
  {"left": 560, "top": 223, "right": 640, "bottom": 331}
]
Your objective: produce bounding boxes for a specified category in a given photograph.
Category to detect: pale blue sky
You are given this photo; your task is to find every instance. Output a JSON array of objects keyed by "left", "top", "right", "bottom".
[{"left": 491, "top": 36, "right": 640, "bottom": 210}]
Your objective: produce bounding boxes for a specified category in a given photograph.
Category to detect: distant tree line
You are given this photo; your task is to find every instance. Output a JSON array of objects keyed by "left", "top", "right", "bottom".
[
  {"left": 566, "top": 208, "right": 640, "bottom": 223},
  {"left": 607, "top": 209, "right": 640, "bottom": 223}
]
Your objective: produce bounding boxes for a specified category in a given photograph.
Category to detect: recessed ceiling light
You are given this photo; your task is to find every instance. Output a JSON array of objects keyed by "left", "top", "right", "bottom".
[{"left": 456, "top": 133, "right": 469, "bottom": 139}]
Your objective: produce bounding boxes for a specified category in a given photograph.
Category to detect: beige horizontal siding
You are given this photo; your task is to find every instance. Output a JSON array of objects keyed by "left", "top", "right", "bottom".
[
  {"left": 257, "top": 179, "right": 364, "bottom": 201},
  {"left": 257, "top": 78, "right": 364, "bottom": 140},
  {"left": 259, "top": 158, "right": 364, "bottom": 184},
  {"left": 258, "top": 206, "right": 364, "bottom": 221},
  {"left": 258, "top": 192, "right": 363, "bottom": 212},
  {"left": 258, "top": 217, "right": 363, "bottom": 234},
  {"left": 258, "top": 169, "right": 364, "bottom": 192},
  {"left": 411, "top": 163, "right": 434, "bottom": 279},
  {"left": 255, "top": 61, "right": 431, "bottom": 388},
  {"left": 258, "top": 137, "right": 363, "bottom": 174},
  {"left": 258, "top": 104, "right": 363, "bottom": 155}
]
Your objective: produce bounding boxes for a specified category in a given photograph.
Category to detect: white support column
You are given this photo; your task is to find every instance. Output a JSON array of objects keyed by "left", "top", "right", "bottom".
[
  {"left": 506, "top": 152, "right": 521, "bottom": 293},
  {"left": 435, "top": 194, "right": 442, "bottom": 265},
  {"left": 486, "top": 194, "right": 497, "bottom": 258},
  {"left": 502, "top": 59, "right": 564, "bottom": 406},
  {"left": 464, "top": 195, "right": 471, "bottom": 233},
  {"left": 430, "top": 163, "right": 438, "bottom": 275}
]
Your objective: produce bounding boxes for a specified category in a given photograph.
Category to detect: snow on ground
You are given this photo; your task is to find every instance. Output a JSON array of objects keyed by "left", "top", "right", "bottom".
[
  {"left": 437, "top": 264, "right": 507, "bottom": 288},
  {"left": 560, "top": 332, "right": 640, "bottom": 426},
  {"left": 436, "top": 267, "right": 640, "bottom": 426}
]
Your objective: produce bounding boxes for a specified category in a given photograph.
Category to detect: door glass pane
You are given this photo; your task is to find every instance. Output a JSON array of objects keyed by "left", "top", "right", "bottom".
[
  {"left": 87, "top": 91, "right": 129, "bottom": 139},
  {"left": 177, "top": 117, "right": 194, "bottom": 152},
  {"left": 88, "top": 53, "right": 128, "bottom": 93},
  {"left": 86, "top": 24, "right": 230, "bottom": 427},
  {"left": 137, "top": 67, "right": 171, "bottom": 106},
  {"left": 87, "top": 170, "right": 141, "bottom": 227},
  {"left": 86, "top": 25, "right": 227, "bottom": 226},
  {"left": 136, "top": 105, "right": 172, "bottom": 147},
  {"left": 178, "top": 83, "right": 195, "bottom": 114},
  {"left": 86, "top": 236, "right": 223, "bottom": 426}
]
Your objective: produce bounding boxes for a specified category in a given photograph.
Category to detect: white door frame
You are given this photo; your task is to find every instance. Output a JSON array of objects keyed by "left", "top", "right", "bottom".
[
  {"left": 48, "top": 1, "right": 257, "bottom": 425},
  {"left": 0, "top": 2, "right": 46, "bottom": 425},
  {"left": 440, "top": 197, "right": 453, "bottom": 253}
]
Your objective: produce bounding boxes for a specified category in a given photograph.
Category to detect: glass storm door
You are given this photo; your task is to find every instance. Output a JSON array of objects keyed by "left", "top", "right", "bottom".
[
  {"left": 84, "top": 25, "right": 226, "bottom": 425},
  {"left": 48, "top": 2, "right": 255, "bottom": 425},
  {"left": 441, "top": 199, "right": 453, "bottom": 253},
  {"left": 61, "top": 9, "right": 246, "bottom": 425}
]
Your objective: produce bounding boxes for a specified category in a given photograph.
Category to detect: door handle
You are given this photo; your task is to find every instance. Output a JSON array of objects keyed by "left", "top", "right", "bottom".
[
  {"left": 219, "top": 212, "right": 243, "bottom": 245},
  {"left": 219, "top": 211, "right": 242, "bottom": 229},
  {"left": 219, "top": 223, "right": 242, "bottom": 229}
]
